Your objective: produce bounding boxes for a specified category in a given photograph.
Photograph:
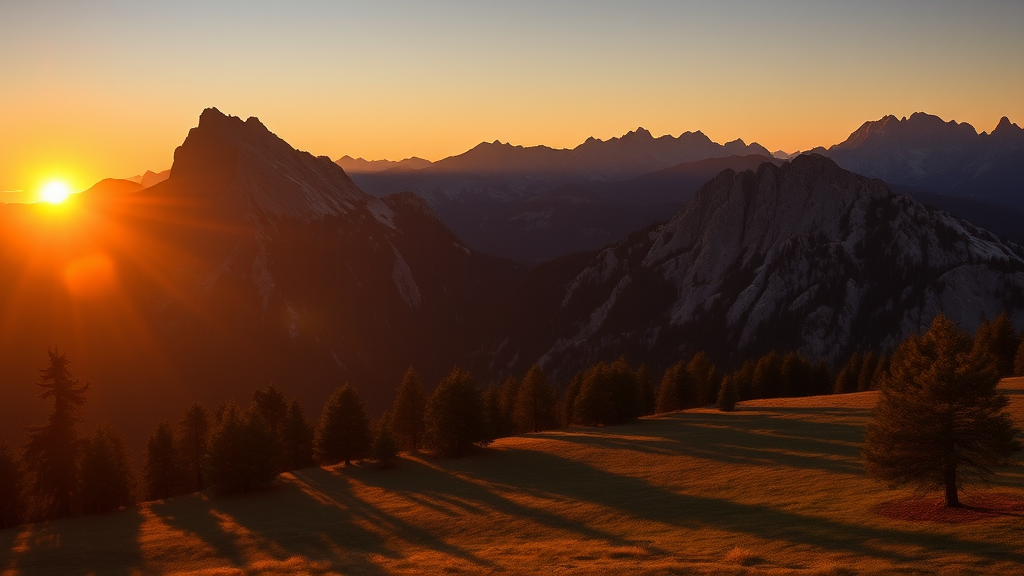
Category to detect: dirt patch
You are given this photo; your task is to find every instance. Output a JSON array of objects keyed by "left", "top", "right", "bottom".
[{"left": 877, "top": 492, "right": 1024, "bottom": 523}]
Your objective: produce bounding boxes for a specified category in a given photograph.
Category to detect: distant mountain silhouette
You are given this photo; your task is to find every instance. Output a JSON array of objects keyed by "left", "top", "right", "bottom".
[
  {"left": 468, "top": 155, "right": 1024, "bottom": 381},
  {"left": 335, "top": 155, "right": 432, "bottom": 173},
  {"left": 824, "top": 112, "right": 1024, "bottom": 210},
  {"left": 141, "top": 169, "right": 170, "bottom": 188}
]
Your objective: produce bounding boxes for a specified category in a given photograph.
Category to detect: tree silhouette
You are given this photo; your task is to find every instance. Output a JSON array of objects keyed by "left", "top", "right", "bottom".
[
  {"left": 499, "top": 375, "right": 521, "bottom": 435},
  {"left": 561, "top": 372, "right": 583, "bottom": 425},
  {"left": 656, "top": 360, "right": 690, "bottom": 413},
  {"left": 390, "top": 368, "right": 426, "bottom": 451},
  {"left": 143, "top": 421, "right": 183, "bottom": 501},
  {"left": 863, "top": 315, "right": 1022, "bottom": 507},
  {"left": 636, "top": 364, "right": 655, "bottom": 416},
  {"left": 687, "top": 352, "right": 719, "bottom": 406},
  {"left": 252, "top": 383, "right": 289, "bottom": 433},
  {"left": 833, "top": 352, "right": 863, "bottom": 394},
  {"left": 280, "top": 399, "right": 315, "bottom": 471},
  {"left": 206, "top": 402, "right": 280, "bottom": 493},
  {"left": 424, "top": 367, "right": 486, "bottom": 457},
  {"left": 573, "top": 362, "right": 616, "bottom": 425},
  {"left": 0, "top": 440, "right": 24, "bottom": 528},
  {"left": 370, "top": 412, "right": 399, "bottom": 469},
  {"left": 718, "top": 374, "right": 738, "bottom": 412},
  {"left": 176, "top": 402, "right": 210, "bottom": 492},
  {"left": 973, "top": 311, "right": 1021, "bottom": 377},
  {"left": 752, "top": 351, "right": 784, "bottom": 399},
  {"left": 513, "top": 364, "right": 558, "bottom": 433},
  {"left": 482, "top": 385, "right": 505, "bottom": 441},
  {"left": 79, "top": 423, "right": 136, "bottom": 515},
  {"left": 22, "top": 349, "right": 89, "bottom": 519},
  {"left": 315, "top": 384, "right": 372, "bottom": 466}
]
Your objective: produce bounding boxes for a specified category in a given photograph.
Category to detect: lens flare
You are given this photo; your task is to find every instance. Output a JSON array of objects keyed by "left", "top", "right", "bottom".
[{"left": 41, "top": 181, "right": 72, "bottom": 204}]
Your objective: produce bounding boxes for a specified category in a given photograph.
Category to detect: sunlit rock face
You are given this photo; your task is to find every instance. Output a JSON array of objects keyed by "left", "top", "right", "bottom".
[{"left": 477, "top": 154, "right": 1024, "bottom": 378}]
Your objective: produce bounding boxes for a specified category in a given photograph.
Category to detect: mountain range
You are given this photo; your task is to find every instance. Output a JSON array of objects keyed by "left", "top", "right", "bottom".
[{"left": 0, "top": 109, "right": 1021, "bottom": 449}]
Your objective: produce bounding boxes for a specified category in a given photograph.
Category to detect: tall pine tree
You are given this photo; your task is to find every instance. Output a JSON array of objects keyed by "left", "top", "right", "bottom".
[
  {"left": 281, "top": 399, "right": 315, "bottom": 471},
  {"left": 424, "top": 367, "right": 487, "bottom": 457},
  {"left": 390, "top": 367, "right": 427, "bottom": 451},
  {"left": 315, "top": 384, "right": 372, "bottom": 466},
  {"left": 23, "top": 349, "right": 89, "bottom": 519},
  {"left": 513, "top": 365, "right": 559, "bottom": 433},
  {"left": 176, "top": 402, "right": 210, "bottom": 493}
]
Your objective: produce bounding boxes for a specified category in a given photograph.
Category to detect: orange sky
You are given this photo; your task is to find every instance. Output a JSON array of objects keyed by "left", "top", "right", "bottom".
[{"left": 1, "top": 1, "right": 1022, "bottom": 198}]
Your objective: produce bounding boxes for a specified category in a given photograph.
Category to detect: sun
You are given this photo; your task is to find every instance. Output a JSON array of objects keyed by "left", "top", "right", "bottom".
[{"left": 41, "top": 181, "right": 73, "bottom": 204}]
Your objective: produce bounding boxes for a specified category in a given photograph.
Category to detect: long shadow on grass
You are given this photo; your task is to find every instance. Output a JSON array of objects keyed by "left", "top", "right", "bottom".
[
  {"left": 150, "top": 484, "right": 393, "bottom": 575},
  {"left": 334, "top": 455, "right": 668, "bottom": 559},
  {"left": 460, "top": 447, "right": 1024, "bottom": 566},
  {"left": 8, "top": 509, "right": 144, "bottom": 576},
  {"left": 538, "top": 414, "right": 867, "bottom": 475}
]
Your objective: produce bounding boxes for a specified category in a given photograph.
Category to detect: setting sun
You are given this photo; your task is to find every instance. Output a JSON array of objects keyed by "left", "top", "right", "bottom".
[{"left": 40, "top": 181, "right": 72, "bottom": 204}]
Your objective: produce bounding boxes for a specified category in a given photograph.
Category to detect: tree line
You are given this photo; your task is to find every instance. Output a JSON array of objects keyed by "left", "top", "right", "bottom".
[{"left": 0, "top": 311, "right": 1021, "bottom": 527}]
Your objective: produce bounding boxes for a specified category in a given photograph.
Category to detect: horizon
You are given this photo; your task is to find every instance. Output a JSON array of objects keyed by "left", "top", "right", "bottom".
[{"left": 2, "top": 1, "right": 1022, "bottom": 198}]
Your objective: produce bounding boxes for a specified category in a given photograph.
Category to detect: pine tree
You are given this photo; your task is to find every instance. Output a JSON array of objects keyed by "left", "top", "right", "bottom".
[
  {"left": 513, "top": 364, "right": 559, "bottom": 433},
  {"left": 0, "top": 440, "right": 25, "bottom": 529},
  {"left": 143, "top": 421, "right": 183, "bottom": 501},
  {"left": 206, "top": 402, "right": 280, "bottom": 493},
  {"left": 656, "top": 360, "right": 690, "bottom": 413},
  {"left": 424, "top": 367, "right": 486, "bottom": 457},
  {"left": 734, "top": 359, "right": 757, "bottom": 400},
  {"left": 688, "top": 352, "right": 719, "bottom": 405},
  {"left": 833, "top": 352, "right": 863, "bottom": 394},
  {"left": 252, "top": 383, "right": 289, "bottom": 433},
  {"left": 370, "top": 412, "right": 399, "bottom": 469},
  {"left": 176, "top": 402, "right": 210, "bottom": 492},
  {"left": 22, "top": 349, "right": 89, "bottom": 519},
  {"left": 573, "top": 362, "right": 616, "bottom": 425},
  {"left": 863, "top": 314, "right": 1022, "bottom": 507},
  {"left": 79, "top": 423, "right": 136, "bottom": 515},
  {"left": 482, "top": 385, "right": 505, "bottom": 441},
  {"left": 857, "top": 352, "right": 880, "bottom": 392},
  {"left": 607, "top": 357, "right": 640, "bottom": 422},
  {"left": 752, "top": 351, "right": 784, "bottom": 399},
  {"left": 718, "top": 374, "right": 738, "bottom": 412},
  {"left": 499, "top": 375, "right": 521, "bottom": 435},
  {"left": 973, "top": 312, "right": 1020, "bottom": 377},
  {"left": 281, "top": 399, "right": 315, "bottom": 471},
  {"left": 560, "top": 372, "right": 583, "bottom": 425},
  {"left": 390, "top": 367, "right": 426, "bottom": 451},
  {"left": 315, "top": 384, "right": 372, "bottom": 466},
  {"left": 636, "top": 364, "right": 655, "bottom": 416}
]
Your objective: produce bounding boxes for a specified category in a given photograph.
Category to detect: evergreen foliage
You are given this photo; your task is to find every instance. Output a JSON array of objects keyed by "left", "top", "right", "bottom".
[
  {"left": 560, "top": 372, "right": 583, "bottom": 425},
  {"left": 482, "top": 385, "right": 505, "bottom": 442},
  {"left": 370, "top": 412, "right": 399, "bottom": 469},
  {"left": 252, "top": 383, "right": 289, "bottom": 433},
  {"left": 656, "top": 360, "right": 691, "bottom": 413},
  {"left": 206, "top": 402, "right": 280, "bottom": 493},
  {"left": 973, "top": 311, "right": 1021, "bottom": 377},
  {"left": 718, "top": 374, "right": 738, "bottom": 412},
  {"left": 176, "top": 402, "right": 210, "bottom": 492},
  {"left": 573, "top": 362, "right": 616, "bottom": 425},
  {"left": 863, "top": 314, "right": 1022, "bottom": 507},
  {"left": 752, "top": 351, "right": 784, "bottom": 399},
  {"left": 390, "top": 367, "right": 427, "bottom": 451},
  {"left": 22, "top": 349, "right": 89, "bottom": 519},
  {"left": 315, "top": 384, "right": 372, "bottom": 466},
  {"left": 636, "top": 364, "right": 655, "bottom": 416},
  {"left": 833, "top": 352, "right": 863, "bottom": 394},
  {"left": 424, "top": 367, "right": 487, "bottom": 457},
  {"left": 0, "top": 440, "right": 24, "bottom": 529},
  {"left": 781, "top": 352, "right": 812, "bottom": 397},
  {"left": 281, "top": 399, "right": 315, "bottom": 471},
  {"left": 143, "top": 421, "right": 184, "bottom": 501},
  {"left": 733, "top": 359, "right": 756, "bottom": 401},
  {"left": 513, "top": 364, "right": 559, "bottom": 433},
  {"left": 79, "top": 423, "right": 136, "bottom": 515},
  {"left": 688, "top": 352, "right": 719, "bottom": 406}
]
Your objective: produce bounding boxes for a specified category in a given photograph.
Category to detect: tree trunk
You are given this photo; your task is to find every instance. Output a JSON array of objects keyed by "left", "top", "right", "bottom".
[{"left": 944, "top": 461, "right": 960, "bottom": 507}]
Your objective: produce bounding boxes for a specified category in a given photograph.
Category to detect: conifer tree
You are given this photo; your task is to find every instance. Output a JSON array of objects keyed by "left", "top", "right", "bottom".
[
  {"left": 0, "top": 440, "right": 24, "bottom": 529},
  {"left": 498, "top": 375, "right": 521, "bottom": 435},
  {"left": 718, "top": 374, "right": 738, "bottom": 412},
  {"left": 656, "top": 360, "right": 690, "bottom": 413},
  {"left": 315, "top": 384, "right": 372, "bottom": 466},
  {"left": 560, "top": 372, "right": 583, "bottom": 425},
  {"left": 573, "top": 362, "right": 616, "bottom": 425},
  {"left": 832, "top": 352, "right": 863, "bottom": 394},
  {"left": 973, "top": 312, "right": 1021, "bottom": 377},
  {"left": 176, "top": 402, "right": 210, "bottom": 492},
  {"left": 23, "top": 349, "right": 89, "bottom": 519},
  {"left": 424, "top": 367, "right": 487, "bottom": 457},
  {"left": 143, "top": 421, "right": 183, "bottom": 501},
  {"left": 734, "top": 359, "right": 757, "bottom": 400},
  {"left": 636, "top": 364, "right": 655, "bottom": 416},
  {"left": 281, "top": 399, "right": 315, "bottom": 471},
  {"left": 688, "top": 352, "right": 719, "bottom": 405},
  {"left": 513, "top": 364, "right": 559, "bottom": 433},
  {"left": 607, "top": 357, "right": 640, "bottom": 421},
  {"left": 863, "top": 314, "right": 1022, "bottom": 507},
  {"left": 752, "top": 351, "right": 784, "bottom": 399},
  {"left": 482, "top": 385, "right": 505, "bottom": 441},
  {"left": 252, "top": 383, "right": 289, "bottom": 433},
  {"left": 79, "top": 423, "right": 136, "bottom": 514},
  {"left": 390, "top": 368, "right": 426, "bottom": 451},
  {"left": 370, "top": 412, "right": 399, "bottom": 469},
  {"left": 857, "top": 352, "right": 880, "bottom": 392},
  {"left": 206, "top": 402, "right": 280, "bottom": 493}
]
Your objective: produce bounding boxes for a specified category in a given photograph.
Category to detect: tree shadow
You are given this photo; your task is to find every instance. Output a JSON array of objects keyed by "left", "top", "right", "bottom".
[
  {"left": 460, "top": 447, "right": 1024, "bottom": 567},
  {"left": 5, "top": 508, "right": 145, "bottom": 576}
]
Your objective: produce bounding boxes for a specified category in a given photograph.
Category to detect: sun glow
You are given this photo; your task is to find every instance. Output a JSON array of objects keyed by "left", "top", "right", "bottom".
[{"left": 41, "top": 181, "right": 73, "bottom": 204}]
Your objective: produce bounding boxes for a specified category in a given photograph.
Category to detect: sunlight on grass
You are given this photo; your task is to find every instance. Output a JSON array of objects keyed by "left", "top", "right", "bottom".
[{"left": 3, "top": 380, "right": 1023, "bottom": 574}]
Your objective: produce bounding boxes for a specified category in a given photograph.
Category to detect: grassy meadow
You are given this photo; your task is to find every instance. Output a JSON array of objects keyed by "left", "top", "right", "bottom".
[{"left": 3, "top": 378, "right": 1023, "bottom": 575}]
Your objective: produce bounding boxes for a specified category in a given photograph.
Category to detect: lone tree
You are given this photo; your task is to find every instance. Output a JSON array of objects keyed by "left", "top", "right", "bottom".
[
  {"left": 424, "top": 367, "right": 487, "bottom": 457},
  {"left": 390, "top": 368, "right": 426, "bottom": 451},
  {"left": 315, "top": 384, "right": 372, "bottom": 466},
  {"left": 863, "top": 314, "right": 1022, "bottom": 507},
  {"left": 23, "top": 349, "right": 89, "bottom": 519}
]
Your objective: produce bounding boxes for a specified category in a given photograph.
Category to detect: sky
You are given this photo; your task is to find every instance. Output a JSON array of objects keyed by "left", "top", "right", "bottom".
[{"left": 1, "top": 0, "right": 1022, "bottom": 198}]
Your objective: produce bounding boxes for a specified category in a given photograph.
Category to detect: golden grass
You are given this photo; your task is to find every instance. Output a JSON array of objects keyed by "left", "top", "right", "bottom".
[{"left": 3, "top": 379, "right": 1023, "bottom": 575}]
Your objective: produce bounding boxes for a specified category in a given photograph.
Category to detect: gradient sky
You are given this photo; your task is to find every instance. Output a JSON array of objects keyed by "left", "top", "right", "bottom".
[{"left": 1, "top": 0, "right": 1022, "bottom": 197}]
